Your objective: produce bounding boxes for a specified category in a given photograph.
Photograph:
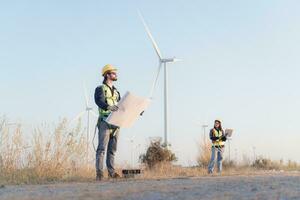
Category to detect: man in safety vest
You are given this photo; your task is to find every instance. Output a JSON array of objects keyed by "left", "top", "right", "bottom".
[
  {"left": 208, "top": 119, "right": 227, "bottom": 174},
  {"left": 94, "top": 64, "right": 121, "bottom": 181}
]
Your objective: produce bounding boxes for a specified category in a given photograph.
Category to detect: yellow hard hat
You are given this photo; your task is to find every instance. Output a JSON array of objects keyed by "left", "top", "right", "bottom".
[{"left": 102, "top": 64, "right": 117, "bottom": 76}]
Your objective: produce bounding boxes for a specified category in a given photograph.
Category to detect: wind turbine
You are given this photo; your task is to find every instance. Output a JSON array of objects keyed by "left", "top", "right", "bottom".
[
  {"left": 72, "top": 84, "right": 98, "bottom": 163},
  {"left": 138, "top": 11, "right": 181, "bottom": 147}
]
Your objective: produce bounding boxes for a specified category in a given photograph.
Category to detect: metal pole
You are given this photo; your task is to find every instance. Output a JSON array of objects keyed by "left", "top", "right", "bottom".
[
  {"left": 228, "top": 138, "right": 231, "bottom": 163},
  {"left": 131, "top": 140, "right": 134, "bottom": 167},
  {"left": 253, "top": 146, "right": 256, "bottom": 161},
  {"left": 87, "top": 110, "right": 90, "bottom": 164},
  {"left": 0, "top": 123, "right": 3, "bottom": 151},
  {"left": 235, "top": 148, "right": 238, "bottom": 164},
  {"left": 164, "top": 62, "right": 168, "bottom": 147}
]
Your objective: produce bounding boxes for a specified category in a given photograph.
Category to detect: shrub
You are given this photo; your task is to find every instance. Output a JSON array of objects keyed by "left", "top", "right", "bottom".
[
  {"left": 251, "top": 157, "right": 280, "bottom": 170},
  {"left": 287, "top": 160, "right": 299, "bottom": 170},
  {"left": 140, "top": 138, "right": 177, "bottom": 169}
]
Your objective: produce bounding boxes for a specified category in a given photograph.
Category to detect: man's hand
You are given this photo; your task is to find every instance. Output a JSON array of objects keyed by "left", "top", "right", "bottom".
[
  {"left": 107, "top": 105, "right": 119, "bottom": 112},
  {"left": 221, "top": 135, "right": 227, "bottom": 141},
  {"left": 211, "top": 136, "right": 220, "bottom": 141}
]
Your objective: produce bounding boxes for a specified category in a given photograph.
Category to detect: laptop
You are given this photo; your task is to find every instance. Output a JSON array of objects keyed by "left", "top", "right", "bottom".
[{"left": 225, "top": 129, "right": 233, "bottom": 137}]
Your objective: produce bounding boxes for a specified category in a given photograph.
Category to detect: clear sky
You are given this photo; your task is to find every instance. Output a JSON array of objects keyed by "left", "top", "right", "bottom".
[{"left": 1, "top": 0, "right": 300, "bottom": 166}]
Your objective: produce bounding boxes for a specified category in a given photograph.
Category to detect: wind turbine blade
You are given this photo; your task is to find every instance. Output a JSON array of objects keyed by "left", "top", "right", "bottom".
[
  {"left": 173, "top": 58, "right": 182, "bottom": 62},
  {"left": 83, "top": 82, "right": 89, "bottom": 108},
  {"left": 149, "top": 62, "right": 162, "bottom": 98},
  {"left": 70, "top": 111, "right": 85, "bottom": 124},
  {"left": 138, "top": 10, "right": 163, "bottom": 60}
]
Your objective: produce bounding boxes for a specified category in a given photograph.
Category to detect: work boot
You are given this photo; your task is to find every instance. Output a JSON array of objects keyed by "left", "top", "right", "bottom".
[
  {"left": 96, "top": 171, "right": 103, "bottom": 181},
  {"left": 109, "top": 172, "right": 121, "bottom": 179}
]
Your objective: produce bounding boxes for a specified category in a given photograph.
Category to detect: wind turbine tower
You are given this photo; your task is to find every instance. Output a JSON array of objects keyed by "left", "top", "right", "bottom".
[
  {"left": 139, "top": 11, "right": 181, "bottom": 147},
  {"left": 72, "top": 84, "right": 98, "bottom": 163}
]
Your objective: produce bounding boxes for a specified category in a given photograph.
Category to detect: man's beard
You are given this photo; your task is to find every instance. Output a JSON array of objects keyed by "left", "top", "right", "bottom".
[{"left": 112, "top": 78, "right": 118, "bottom": 81}]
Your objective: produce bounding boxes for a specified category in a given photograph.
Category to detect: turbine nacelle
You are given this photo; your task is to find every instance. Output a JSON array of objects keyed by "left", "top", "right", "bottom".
[
  {"left": 161, "top": 57, "right": 181, "bottom": 63},
  {"left": 86, "top": 107, "right": 93, "bottom": 111}
]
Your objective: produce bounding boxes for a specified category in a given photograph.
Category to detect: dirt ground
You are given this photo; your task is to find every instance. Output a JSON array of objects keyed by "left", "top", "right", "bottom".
[{"left": 0, "top": 173, "right": 299, "bottom": 200}]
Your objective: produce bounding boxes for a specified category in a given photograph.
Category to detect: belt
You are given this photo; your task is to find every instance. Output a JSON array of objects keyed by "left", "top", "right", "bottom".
[
  {"left": 99, "top": 115, "right": 109, "bottom": 121},
  {"left": 213, "top": 145, "right": 224, "bottom": 148}
]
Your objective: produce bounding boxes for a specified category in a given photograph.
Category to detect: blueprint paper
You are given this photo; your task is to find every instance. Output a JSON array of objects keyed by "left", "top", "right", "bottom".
[{"left": 105, "top": 91, "right": 151, "bottom": 128}]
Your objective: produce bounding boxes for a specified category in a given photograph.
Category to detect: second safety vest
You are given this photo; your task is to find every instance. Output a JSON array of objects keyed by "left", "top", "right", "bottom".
[
  {"left": 98, "top": 84, "right": 120, "bottom": 119},
  {"left": 212, "top": 128, "right": 225, "bottom": 147}
]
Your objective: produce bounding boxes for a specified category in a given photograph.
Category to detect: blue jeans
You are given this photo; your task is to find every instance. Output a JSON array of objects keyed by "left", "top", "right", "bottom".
[
  {"left": 95, "top": 121, "right": 119, "bottom": 176},
  {"left": 208, "top": 146, "right": 224, "bottom": 173}
]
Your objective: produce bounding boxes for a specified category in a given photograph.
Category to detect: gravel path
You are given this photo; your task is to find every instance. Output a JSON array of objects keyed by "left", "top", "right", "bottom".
[{"left": 0, "top": 174, "right": 299, "bottom": 200}]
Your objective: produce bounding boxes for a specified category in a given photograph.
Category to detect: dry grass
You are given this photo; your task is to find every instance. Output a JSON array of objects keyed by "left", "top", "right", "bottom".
[
  {"left": 251, "top": 157, "right": 300, "bottom": 171},
  {"left": 139, "top": 163, "right": 269, "bottom": 180},
  {"left": 195, "top": 132, "right": 300, "bottom": 173},
  {"left": 0, "top": 117, "right": 299, "bottom": 185},
  {"left": 0, "top": 118, "right": 95, "bottom": 184},
  {"left": 196, "top": 137, "right": 211, "bottom": 168}
]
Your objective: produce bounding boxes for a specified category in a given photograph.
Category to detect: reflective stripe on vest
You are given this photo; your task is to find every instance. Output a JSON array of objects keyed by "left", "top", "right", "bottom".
[
  {"left": 212, "top": 128, "right": 225, "bottom": 147},
  {"left": 98, "top": 84, "right": 120, "bottom": 118}
]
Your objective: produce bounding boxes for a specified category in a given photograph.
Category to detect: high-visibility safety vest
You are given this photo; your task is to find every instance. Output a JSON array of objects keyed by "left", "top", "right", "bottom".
[
  {"left": 98, "top": 84, "right": 120, "bottom": 119},
  {"left": 212, "top": 128, "right": 225, "bottom": 147}
]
